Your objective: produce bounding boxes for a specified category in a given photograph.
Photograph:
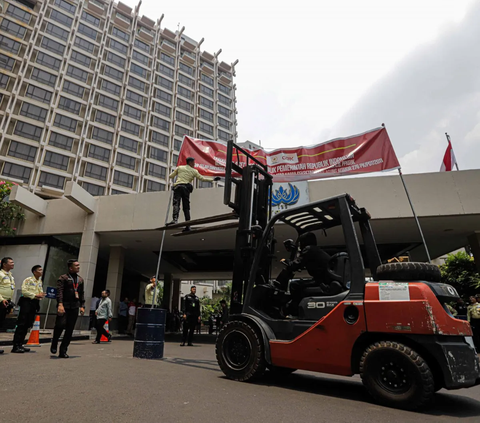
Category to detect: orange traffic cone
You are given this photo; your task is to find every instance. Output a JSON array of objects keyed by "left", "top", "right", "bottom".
[
  {"left": 100, "top": 320, "right": 110, "bottom": 342},
  {"left": 26, "top": 315, "right": 41, "bottom": 347}
]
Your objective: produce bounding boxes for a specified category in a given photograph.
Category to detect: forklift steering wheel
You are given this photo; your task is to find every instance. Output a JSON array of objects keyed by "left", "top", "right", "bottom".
[{"left": 327, "top": 252, "right": 348, "bottom": 282}]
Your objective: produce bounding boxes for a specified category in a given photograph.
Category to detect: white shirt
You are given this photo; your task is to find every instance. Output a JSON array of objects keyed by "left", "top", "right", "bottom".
[{"left": 128, "top": 305, "right": 136, "bottom": 316}]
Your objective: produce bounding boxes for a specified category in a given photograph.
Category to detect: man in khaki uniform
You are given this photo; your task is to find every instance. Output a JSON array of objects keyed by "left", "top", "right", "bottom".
[
  {"left": 12, "top": 265, "right": 45, "bottom": 353},
  {"left": 467, "top": 295, "right": 480, "bottom": 349},
  {"left": 0, "top": 257, "right": 15, "bottom": 355},
  {"left": 144, "top": 276, "right": 160, "bottom": 307}
]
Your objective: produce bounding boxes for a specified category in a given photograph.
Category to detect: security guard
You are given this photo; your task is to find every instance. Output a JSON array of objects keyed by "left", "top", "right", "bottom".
[
  {"left": 167, "top": 157, "right": 220, "bottom": 231},
  {"left": 181, "top": 285, "right": 201, "bottom": 346},
  {"left": 12, "top": 265, "right": 46, "bottom": 353},
  {"left": 144, "top": 276, "right": 160, "bottom": 307},
  {"left": 0, "top": 257, "right": 15, "bottom": 355}
]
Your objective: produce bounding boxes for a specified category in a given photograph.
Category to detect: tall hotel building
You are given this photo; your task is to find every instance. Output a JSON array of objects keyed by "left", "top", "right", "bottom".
[{"left": 0, "top": 0, "right": 237, "bottom": 196}]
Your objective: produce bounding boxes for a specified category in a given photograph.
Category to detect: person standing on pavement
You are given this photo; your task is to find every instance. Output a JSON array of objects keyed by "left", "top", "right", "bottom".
[
  {"left": 118, "top": 297, "right": 129, "bottom": 334},
  {"left": 89, "top": 294, "right": 99, "bottom": 329},
  {"left": 127, "top": 298, "right": 137, "bottom": 336},
  {"left": 93, "top": 290, "right": 112, "bottom": 344},
  {"left": 50, "top": 259, "right": 85, "bottom": 358},
  {"left": 144, "top": 276, "right": 160, "bottom": 307},
  {"left": 0, "top": 257, "right": 15, "bottom": 355},
  {"left": 181, "top": 286, "right": 201, "bottom": 346},
  {"left": 166, "top": 157, "right": 220, "bottom": 232},
  {"left": 11, "top": 265, "right": 46, "bottom": 353},
  {"left": 219, "top": 300, "right": 229, "bottom": 330}
]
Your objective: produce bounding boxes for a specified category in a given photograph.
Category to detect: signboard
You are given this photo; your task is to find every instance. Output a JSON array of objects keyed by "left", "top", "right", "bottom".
[
  {"left": 378, "top": 283, "right": 410, "bottom": 301},
  {"left": 177, "top": 127, "right": 400, "bottom": 182},
  {"left": 271, "top": 181, "right": 309, "bottom": 215},
  {"left": 46, "top": 287, "right": 57, "bottom": 299}
]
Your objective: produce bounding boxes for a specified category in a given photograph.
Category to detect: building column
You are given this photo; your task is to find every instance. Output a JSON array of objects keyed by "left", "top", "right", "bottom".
[
  {"left": 172, "top": 279, "right": 181, "bottom": 311},
  {"left": 468, "top": 232, "right": 480, "bottom": 272},
  {"left": 105, "top": 246, "right": 126, "bottom": 317},
  {"left": 161, "top": 273, "right": 173, "bottom": 310}
]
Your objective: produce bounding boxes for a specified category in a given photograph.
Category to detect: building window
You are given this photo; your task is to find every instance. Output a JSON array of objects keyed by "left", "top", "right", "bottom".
[
  {"left": 130, "top": 63, "right": 147, "bottom": 79},
  {"left": 58, "top": 96, "right": 81, "bottom": 114},
  {"left": 160, "top": 52, "right": 174, "bottom": 66},
  {"left": 151, "top": 131, "right": 168, "bottom": 147},
  {"left": 178, "top": 86, "right": 193, "bottom": 101},
  {"left": 201, "top": 73, "right": 214, "bottom": 87},
  {"left": 101, "top": 79, "right": 121, "bottom": 96},
  {"left": 172, "top": 154, "right": 178, "bottom": 166},
  {"left": 121, "top": 120, "right": 140, "bottom": 136},
  {"left": 218, "top": 117, "right": 231, "bottom": 130},
  {"left": 67, "top": 65, "right": 88, "bottom": 83},
  {"left": 113, "top": 171, "right": 134, "bottom": 188},
  {"left": 39, "top": 171, "right": 65, "bottom": 189},
  {"left": 179, "top": 73, "right": 194, "bottom": 88},
  {"left": 124, "top": 105, "right": 142, "bottom": 121},
  {"left": 152, "top": 116, "right": 169, "bottom": 132},
  {"left": 200, "top": 96, "right": 213, "bottom": 110},
  {"left": 117, "top": 153, "right": 136, "bottom": 170},
  {"left": 26, "top": 85, "right": 52, "bottom": 104},
  {"left": 111, "top": 189, "right": 127, "bottom": 195},
  {"left": 8, "top": 141, "right": 37, "bottom": 162},
  {"left": 41, "top": 36, "right": 66, "bottom": 56},
  {"left": 63, "top": 80, "right": 85, "bottom": 98},
  {"left": 132, "top": 50, "right": 148, "bottom": 65},
  {"left": 54, "top": 114, "right": 78, "bottom": 132},
  {"left": 218, "top": 93, "right": 231, "bottom": 105},
  {"left": 175, "top": 125, "right": 192, "bottom": 137},
  {"left": 146, "top": 180, "right": 165, "bottom": 192},
  {"left": 78, "top": 23, "right": 98, "bottom": 41},
  {"left": 110, "top": 39, "right": 127, "bottom": 55},
  {"left": 155, "top": 89, "right": 172, "bottom": 104},
  {"left": 199, "top": 121, "right": 213, "bottom": 136},
  {"left": 218, "top": 105, "right": 231, "bottom": 118},
  {"left": 36, "top": 52, "right": 61, "bottom": 70},
  {"left": 128, "top": 76, "right": 145, "bottom": 92},
  {"left": 0, "top": 19, "right": 26, "bottom": 39},
  {"left": 50, "top": 9, "right": 73, "bottom": 28},
  {"left": 0, "top": 35, "right": 21, "bottom": 55},
  {"left": 44, "top": 151, "right": 69, "bottom": 171},
  {"left": 88, "top": 144, "right": 110, "bottom": 162},
  {"left": 150, "top": 147, "right": 167, "bottom": 162},
  {"left": 177, "top": 98, "right": 192, "bottom": 113},
  {"left": 125, "top": 90, "right": 144, "bottom": 106},
  {"left": 14, "top": 121, "right": 43, "bottom": 141},
  {"left": 0, "top": 74, "right": 8, "bottom": 89},
  {"left": 134, "top": 38, "right": 150, "bottom": 53},
  {"left": 32, "top": 68, "right": 57, "bottom": 87},
  {"left": 112, "top": 26, "right": 130, "bottom": 42},
  {"left": 118, "top": 136, "right": 138, "bottom": 153},
  {"left": 71, "top": 50, "right": 92, "bottom": 68},
  {"left": 98, "top": 94, "right": 118, "bottom": 111},
  {"left": 157, "top": 76, "right": 173, "bottom": 91},
  {"left": 82, "top": 182, "right": 104, "bottom": 196},
  {"left": 200, "top": 84, "right": 214, "bottom": 98},
  {"left": 176, "top": 111, "right": 191, "bottom": 126},
  {"left": 154, "top": 102, "right": 171, "bottom": 117},
  {"left": 104, "top": 65, "right": 124, "bottom": 82},
  {"left": 95, "top": 110, "right": 116, "bottom": 127},
  {"left": 20, "top": 102, "right": 48, "bottom": 122},
  {"left": 49, "top": 132, "right": 73, "bottom": 151},
  {"left": 106, "top": 51, "right": 126, "bottom": 68},
  {"left": 199, "top": 108, "right": 214, "bottom": 122},
  {"left": 179, "top": 62, "right": 193, "bottom": 76},
  {"left": 91, "top": 126, "right": 113, "bottom": 145},
  {"left": 0, "top": 54, "right": 15, "bottom": 71},
  {"left": 218, "top": 129, "right": 231, "bottom": 141},
  {"left": 74, "top": 36, "right": 95, "bottom": 54},
  {"left": 6, "top": 4, "right": 32, "bottom": 24},
  {"left": 148, "top": 163, "right": 166, "bottom": 178},
  {"left": 158, "top": 64, "right": 174, "bottom": 78},
  {"left": 81, "top": 11, "right": 100, "bottom": 28},
  {"left": 174, "top": 139, "right": 182, "bottom": 151},
  {"left": 219, "top": 83, "right": 231, "bottom": 95},
  {"left": 85, "top": 162, "right": 107, "bottom": 181},
  {"left": 2, "top": 162, "right": 31, "bottom": 182},
  {"left": 45, "top": 22, "right": 69, "bottom": 41},
  {"left": 54, "top": 0, "right": 76, "bottom": 15}
]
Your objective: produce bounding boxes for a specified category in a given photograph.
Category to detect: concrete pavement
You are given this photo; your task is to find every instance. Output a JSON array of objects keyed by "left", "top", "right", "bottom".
[{"left": 1, "top": 339, "right": 479, "bottom": 423}]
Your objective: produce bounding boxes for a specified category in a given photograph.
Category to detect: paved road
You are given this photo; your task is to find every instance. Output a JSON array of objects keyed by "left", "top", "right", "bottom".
[{"left": 1, "top": 339, "right": 479, "bottom": 423}]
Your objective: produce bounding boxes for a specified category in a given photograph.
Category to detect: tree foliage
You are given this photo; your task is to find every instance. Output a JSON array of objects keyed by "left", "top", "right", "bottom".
[
  {"left": 440, "top": 251, "right": 480, "bottom": 299},
  {"left": 0, "top": 181, "right": 25, "bottom": 236}
]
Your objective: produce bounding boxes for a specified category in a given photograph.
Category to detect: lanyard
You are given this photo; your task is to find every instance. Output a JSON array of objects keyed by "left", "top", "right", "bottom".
[{"left": 70, "top": 276, "right": 78, "bottom": 292}]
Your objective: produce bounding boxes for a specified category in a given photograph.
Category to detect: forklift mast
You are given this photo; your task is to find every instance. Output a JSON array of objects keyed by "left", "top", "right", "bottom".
[{"left": 223, "top": 141, "right": 273, "bottom": 314}]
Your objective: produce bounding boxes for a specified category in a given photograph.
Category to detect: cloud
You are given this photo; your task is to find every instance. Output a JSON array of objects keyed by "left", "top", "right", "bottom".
[{"left": 330, "top": 1, "right": 480, "bottom": 174}]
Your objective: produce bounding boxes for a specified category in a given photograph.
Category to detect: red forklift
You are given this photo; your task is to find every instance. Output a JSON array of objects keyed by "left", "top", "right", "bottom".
[{"left": 212, "top": 141, "right": 480, "bottom": 410}]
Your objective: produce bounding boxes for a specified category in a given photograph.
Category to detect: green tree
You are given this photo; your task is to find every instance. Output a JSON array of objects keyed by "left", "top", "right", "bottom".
[
  {"left": 0, "top": 181, "right": 25, "bottom": 236},
  {"left": 219, "top": 282, "right": 232, "bottom": 306},
  {"left": 200, "top": 297, "right": 217, "bottom": 322},
  {"left": 440, "top": 251, "right": 480, "bottom": 299}
]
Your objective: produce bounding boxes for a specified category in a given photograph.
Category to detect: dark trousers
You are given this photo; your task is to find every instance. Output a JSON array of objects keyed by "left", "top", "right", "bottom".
[
  {"left": 119, "top": 315, "right": 128, "bottom": 333},
  {"left": 471, "top": 318, "right": 480, "bottom": 349},
  {"left": 95, "top": 318, "right": 109, "bottom": 342},
  {"left": 52, "top": 308, "right": 78, "bottom": 353},
  {"left": 89, "top": 310, "right": 96, "bottom": 329},
  {"left": 13, "top": 299, "right": 38, "bottom": 346},
  {"left": 182, "top": 315, "right": 198, "bottom": 344},
  {"left": 0, "top": 304, "right": 7, "bottom": 330},
  {"left": 172, "top": 185, "right": 191, "bottom": 222}
]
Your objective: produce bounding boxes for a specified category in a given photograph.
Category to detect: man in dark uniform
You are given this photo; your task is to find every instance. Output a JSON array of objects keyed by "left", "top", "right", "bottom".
[
  {"left": 181, "top": 286, "right": 200, "bottom": 346},
  {"left": 50, "top": 259, "right": 85, "bottom": 358}
]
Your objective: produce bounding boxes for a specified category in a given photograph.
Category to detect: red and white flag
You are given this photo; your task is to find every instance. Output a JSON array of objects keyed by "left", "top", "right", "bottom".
[{"left": 440, "top": 136, "right": 458, "bottom": 172}]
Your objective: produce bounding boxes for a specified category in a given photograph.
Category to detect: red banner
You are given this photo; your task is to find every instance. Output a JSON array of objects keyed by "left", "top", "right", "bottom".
[{"left": 177, "top": 127, "right": 400, "bottom": 182}]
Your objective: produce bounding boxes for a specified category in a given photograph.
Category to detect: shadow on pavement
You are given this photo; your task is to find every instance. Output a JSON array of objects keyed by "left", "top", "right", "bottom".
[
  {"left": 163, "top": 357, "right": 222, "bottom": 372},
  {"left": 49, "top": 355, "right": 80, "bottom": 360}
]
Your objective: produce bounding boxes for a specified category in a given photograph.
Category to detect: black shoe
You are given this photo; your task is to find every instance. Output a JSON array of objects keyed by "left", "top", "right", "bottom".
[
  {"left": 11, "top": 346, "right": 25, "bottom": 353},
  {"left": 22, "top": 346, "right": 31, "bottom": 352},
  {"left": 180, "top": 342, "right": 185, "bottom": 346},
  {"left": 50, "top": 341, "right": 58, "bottom": 355},
  {"left": 107, "top": 334, "right": 112, "bottom": 342},
  {"left": 58, "top": 352, "right": 69, "bottom": 358},
  {"left": 92, "top": 341, "right": 100, "bottom": 344},
  {"left": 0, "top": 349, "right": 3, "bottom": 354},
  {"left": 166, "top": 220, "right": 178, "bottom": 226},
  {"left": 182, "top": 226, "right": 192, "bottom": 232}
]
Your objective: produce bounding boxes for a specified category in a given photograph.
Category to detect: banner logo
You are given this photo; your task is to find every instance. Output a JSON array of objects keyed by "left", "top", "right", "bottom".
[
  {"left": 267, "top": 152, "right": 299, "bottom": 166},
  {"left": 271, "top": 183, "right": 300, "bottom": 206}
]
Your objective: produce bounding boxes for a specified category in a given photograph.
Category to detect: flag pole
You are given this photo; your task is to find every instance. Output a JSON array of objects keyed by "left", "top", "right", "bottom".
[
  {"left": 398, "top": 168, "right": 432, "bottom": 263},
  {"left": 445, "top": 132, "right": 460, "bottom": 170}
]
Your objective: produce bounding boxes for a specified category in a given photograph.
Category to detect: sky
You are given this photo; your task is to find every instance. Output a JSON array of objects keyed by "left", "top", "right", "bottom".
[{"left": 134, "top": 0, "right": 478, "bottom": 174}]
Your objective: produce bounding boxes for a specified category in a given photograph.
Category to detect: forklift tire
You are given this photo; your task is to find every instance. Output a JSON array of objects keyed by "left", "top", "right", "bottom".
[
  {"left": 360, "top": 341, "right": 435, "bottom": 410},
  {"left": 376, "top": 262, "right": 441, "bottom": 283},
  {"left": 216, "top": 320, "right": 266, "bottom": 382}
]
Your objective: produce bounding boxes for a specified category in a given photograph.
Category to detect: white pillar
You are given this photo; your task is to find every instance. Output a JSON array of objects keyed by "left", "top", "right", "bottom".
[{"left": 105, "top": 246, "right": 126, "bottom": 316}]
